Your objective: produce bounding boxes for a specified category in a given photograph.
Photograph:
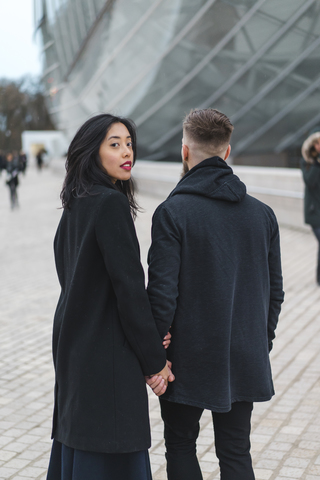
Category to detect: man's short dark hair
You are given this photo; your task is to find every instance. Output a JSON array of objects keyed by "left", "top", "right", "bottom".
[{"left": 183, "top": 109, "right": 234, "bottom": 150}]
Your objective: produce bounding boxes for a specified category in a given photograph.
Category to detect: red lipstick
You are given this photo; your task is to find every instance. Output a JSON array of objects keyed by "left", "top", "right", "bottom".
[{"left": 120, "top": 161, "right": 132, "bottom": 171}]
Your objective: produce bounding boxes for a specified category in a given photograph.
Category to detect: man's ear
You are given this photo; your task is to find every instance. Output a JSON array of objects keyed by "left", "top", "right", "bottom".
[
  {"left": 182, "top": 143, "right": 189, "bottom": 163},
  {"left": 224, "top": 145, "right": 231, "bottom": 161}
]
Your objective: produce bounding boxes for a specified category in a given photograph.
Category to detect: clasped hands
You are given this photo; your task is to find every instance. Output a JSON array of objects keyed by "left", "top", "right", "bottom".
[
  {"left": 145, "top": 360, "right": 175, "bottom": 396},
  {"left": 145, "top": 331, "right": 175, "bottom": 396}
]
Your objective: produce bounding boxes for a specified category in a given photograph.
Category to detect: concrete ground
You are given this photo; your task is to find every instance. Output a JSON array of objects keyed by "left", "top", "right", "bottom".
[{"left": 0, "top": 165, "right": 319, "bottom": 480}]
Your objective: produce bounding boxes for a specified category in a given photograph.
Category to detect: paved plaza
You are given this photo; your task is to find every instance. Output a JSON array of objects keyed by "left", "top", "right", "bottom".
[{"left": 0, "top": 165, "right": 319, "bottom": 480}]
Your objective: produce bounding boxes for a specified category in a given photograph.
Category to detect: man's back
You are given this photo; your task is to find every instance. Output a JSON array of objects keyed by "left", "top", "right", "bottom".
[{"left": 148, "top": 156, "right": 284, "bottom": 412}]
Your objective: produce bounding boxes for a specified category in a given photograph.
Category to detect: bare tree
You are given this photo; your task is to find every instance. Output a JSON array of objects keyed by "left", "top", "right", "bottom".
[{"left": 0, "top": 76, "right": 55, "bottom": 152}]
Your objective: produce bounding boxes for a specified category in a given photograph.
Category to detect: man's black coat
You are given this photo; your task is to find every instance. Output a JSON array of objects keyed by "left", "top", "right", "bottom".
[
  {"left": 52, "top": 185, "right": 166, "bottom": 453},
  {"left": 148, "top": 157, "right": 284, "bottom": 412}
]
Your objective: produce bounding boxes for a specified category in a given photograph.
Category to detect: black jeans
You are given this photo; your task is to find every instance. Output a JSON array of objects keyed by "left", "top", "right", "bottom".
[{"left": 160, "top": 399, "right": 255, "bottom": 480}]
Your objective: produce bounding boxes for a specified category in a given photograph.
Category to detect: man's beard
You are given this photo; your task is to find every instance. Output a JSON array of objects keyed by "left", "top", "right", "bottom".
[{"left": 181, "top": 160, "right": 189, "bottom": 178}]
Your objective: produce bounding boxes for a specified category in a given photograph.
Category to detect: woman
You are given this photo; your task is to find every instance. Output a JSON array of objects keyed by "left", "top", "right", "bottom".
[
  {"left": 301, "top": 131, "right": 320, "bottom": 285},
  {"left": 47, "top": 114, "right": 172, "bottom": 480}
]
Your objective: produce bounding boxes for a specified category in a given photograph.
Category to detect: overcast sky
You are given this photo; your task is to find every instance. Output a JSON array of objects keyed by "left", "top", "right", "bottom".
[{"left": 0, "top": 0, "right": 42, "bottom": 79}]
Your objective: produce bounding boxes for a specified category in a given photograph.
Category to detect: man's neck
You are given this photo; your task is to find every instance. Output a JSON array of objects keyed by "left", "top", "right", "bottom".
[{"left": 187, "top": 154, "right": 223, "bottom": 170}]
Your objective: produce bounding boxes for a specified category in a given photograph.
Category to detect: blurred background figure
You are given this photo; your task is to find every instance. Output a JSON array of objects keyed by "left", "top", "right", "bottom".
[
  {"left": 36, "top": 147, "right": 47, "bottom": 171},
  {"left": 5, "top": 152, "right": 20, "bottom": 210},
  {"left": 0, "top": 150, "right": 5, "bottom": 176},
  {"left": 301, "top": 131, "right": 320, "bottom": 285},
  {"left": 19, "top": 149, "right": 27, "bottom": 174}
]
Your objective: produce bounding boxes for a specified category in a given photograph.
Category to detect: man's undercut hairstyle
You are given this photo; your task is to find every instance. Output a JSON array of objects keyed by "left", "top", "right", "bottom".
[{"left": 183, "top": 109, "right": 234, "bottom": 153}]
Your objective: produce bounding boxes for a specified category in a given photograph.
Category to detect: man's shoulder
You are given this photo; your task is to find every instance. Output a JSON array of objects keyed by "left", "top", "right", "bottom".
[
  {"left": 153, "top": 191, "right": 278, "bottom": 230},
  {"left": 153, "top": 195, "right": 185, "bottom": 219},
  {"left": 160, "top": 191, "right": 276, "bottom": 213},
  {"left": 244, "top": 194, "right": 277, "bottom": 220}
]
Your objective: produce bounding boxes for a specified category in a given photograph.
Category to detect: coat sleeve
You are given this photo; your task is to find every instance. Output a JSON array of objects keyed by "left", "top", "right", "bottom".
[
  {"left": 147, "top": 204, "right": 181, "bottom": 339},
  {"left": 94, "top": 192, "right": 166, "bottom": 376},
  {"left": 267, "top": 216, "right": 285, "bottom": 351},
  {"left": 301, "top": 159, "right": 320, "bottom": 190}
]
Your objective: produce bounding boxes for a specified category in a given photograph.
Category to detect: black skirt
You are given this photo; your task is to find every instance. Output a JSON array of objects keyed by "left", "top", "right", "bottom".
[{"left": 47, "top": 440, "right": 153, "bottom": 480}]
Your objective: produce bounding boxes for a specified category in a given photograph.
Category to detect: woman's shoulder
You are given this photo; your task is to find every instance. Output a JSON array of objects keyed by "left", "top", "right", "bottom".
[
  {"left": 90, "top": 184, "right": 116, "bottom": 195},
  {"left": 91, "top": 186, "right": 130, "bottom": 216},
  {"left": 88, "top": 185, "right": 125, "bottom": 202},
  {"left": 68, "top": 186, "right": 128, "bottom": 213}
]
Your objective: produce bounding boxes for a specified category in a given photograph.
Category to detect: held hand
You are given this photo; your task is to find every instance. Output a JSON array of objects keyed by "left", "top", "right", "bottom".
[
  {"left": 163, "top": 331, "right": 172, "bottom": 349},
  {"left": 145, "top": 375, "right": 167, "bottom": 396},
  {"left": 156, "top": 363, "right": 171, "bottom": 386},
  {"left": 145, "top": 360, "right": 175, "bottom": 397},
  {"left": 167, "top": 360, "right": 175, "bottom": 383}
]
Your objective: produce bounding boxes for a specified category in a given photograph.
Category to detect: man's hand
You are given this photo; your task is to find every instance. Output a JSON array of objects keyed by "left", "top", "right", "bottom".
[
  {"left": 163, "top": 330, "right": 172, "bottom": 349},
  {"left": 167, "top": 360, "right": 175, "bottom": 383},
  {"left": 145, "top": 361, "right": 175, "bottom": 396}
]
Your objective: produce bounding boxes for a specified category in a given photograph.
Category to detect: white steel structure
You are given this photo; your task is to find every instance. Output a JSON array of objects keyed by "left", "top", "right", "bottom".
[{"left": 34, "top": 0, "right": 320, "bottom": 162}]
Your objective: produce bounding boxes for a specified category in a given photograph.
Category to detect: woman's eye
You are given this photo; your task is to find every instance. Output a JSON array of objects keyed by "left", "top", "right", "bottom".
[
  {"left": 111, "top": 143, "right": 120, "bottom": 147},
  {"left": 127, "top": 142, "right": 133, "bottom": 147}
]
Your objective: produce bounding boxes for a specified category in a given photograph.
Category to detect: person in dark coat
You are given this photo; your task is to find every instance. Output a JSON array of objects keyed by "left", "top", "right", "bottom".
[
  {"left": 46, "top": 114, "right": 174, "bottom": 480},
  {"left": 36, "top": 148, "right": 46, "bottom": 170},
  {"left": 146, "top": 109, "right": 284, "bottom": 480},
  {"left": 5, "top": 152, "right": 20, "bottom": 210},
  {"left": 0, "top": 150, "right": 5, "bottom": 176},
  {"left": 19, "top": 150, "right": 27, "bottom": 174},
  {"left": 301, "top": 131, "right": 320, "bottom": 284}
]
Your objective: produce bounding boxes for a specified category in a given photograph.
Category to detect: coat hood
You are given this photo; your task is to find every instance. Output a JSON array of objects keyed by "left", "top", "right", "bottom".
[
  {"left": 169, "top": 156, "right": 246, "bottom": 202},
  {"left": 302, "top": 132, "right": 320, "bottom": 164}
]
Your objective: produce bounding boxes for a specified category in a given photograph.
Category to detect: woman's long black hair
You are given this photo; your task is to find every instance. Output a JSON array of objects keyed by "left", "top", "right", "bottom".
[{"left": 61, "top": 113, "right": 139, "bottom": 218}]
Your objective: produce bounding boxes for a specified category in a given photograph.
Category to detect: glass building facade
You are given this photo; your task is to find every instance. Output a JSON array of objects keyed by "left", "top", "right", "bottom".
[{"left": 34, "top": 0, "right": 320, "bottom": 164}]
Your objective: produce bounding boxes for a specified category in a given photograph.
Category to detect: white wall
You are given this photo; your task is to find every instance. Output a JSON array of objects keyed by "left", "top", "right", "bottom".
[
  {"left": 21, "top": 131, "right": 68, "bottom": 165},
  {"left": 50, "top": 158, "right": 307, "bottom": 231},
  {"left": 132, "top": 161, "right": 307, "bottom": 231}
]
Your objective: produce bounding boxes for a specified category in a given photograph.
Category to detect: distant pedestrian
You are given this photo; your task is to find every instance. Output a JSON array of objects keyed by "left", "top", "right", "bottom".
[
  {"left": 0, "top": 150, "right": 5, "bottom": 176},
  {"left": 301, "top": 131, "right": 320, "bottom": 285},
  {"left": 5, "top": 152, "right": 20, "bottom": 210},
  {"left": 19, "top": 150, "right": 27, "bottom": 174},
  {"left": 36, "top": 148, "right": 46, "bottom": 170}
]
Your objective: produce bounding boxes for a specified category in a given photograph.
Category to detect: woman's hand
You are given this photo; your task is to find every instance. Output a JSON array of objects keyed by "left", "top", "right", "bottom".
[
  {"left": 145, "top": 361, "right": 175, "bottom": 396},
  {"left": 145, "top": 375, "right": 167, "bottom": 396},
  {"left": 163, "top": 330, "right": 172, "bottom": 349}
]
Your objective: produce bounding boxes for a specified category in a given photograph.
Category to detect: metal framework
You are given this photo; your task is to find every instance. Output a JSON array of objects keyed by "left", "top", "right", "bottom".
[
  {"left": 105, "top": 0, "right": 218, "bottom": 112},
  {"left": 231, "top": 35, "right": 320, "bottom": 123},
  {"left": 199, "top": 0, "right": 316, "bottom": 109},
  {"left": 149, "top": 0, "right": 316, "bottom": 151},
  {"left": 233, "top": 74, "right": 320, "bottom": 155},
  {"left": 275, "top": 111, "right": 320, "bottom": 153},
  {"left": 36, "top": 0, "right": 320, "bottom": 157},
  {"left": 48, "top": 0, "right": 165, "bottom": 115},
  {"left": 136, "top": 0, "right": 268, "bottom": 130}
]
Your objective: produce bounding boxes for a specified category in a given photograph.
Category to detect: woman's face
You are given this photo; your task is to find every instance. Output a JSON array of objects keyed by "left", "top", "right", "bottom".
[
  {"left": 99, "top": 123, "right": 134, "bottom": 183},
  {"left": 313, "top": 139, "right": 320, "bottom": 154}
]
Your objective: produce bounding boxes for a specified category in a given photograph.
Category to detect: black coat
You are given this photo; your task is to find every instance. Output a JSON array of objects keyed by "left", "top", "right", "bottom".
[
  {"left": 300, "top": 158, "right": 320, "bottom": 228},
  {"left": 52, "top": 185, "right": 166, "bottom": 453},
  {"left": 148, "top": 157, "right": 284, "bottom": 412},
  {"left": 6, "top": 159, "right": 20, "bottom": 187}
]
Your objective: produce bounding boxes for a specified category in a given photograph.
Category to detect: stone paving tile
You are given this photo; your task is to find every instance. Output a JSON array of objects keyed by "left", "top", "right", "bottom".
[{"left": 0, "top": 166, "right": 320, "bottom": 479}]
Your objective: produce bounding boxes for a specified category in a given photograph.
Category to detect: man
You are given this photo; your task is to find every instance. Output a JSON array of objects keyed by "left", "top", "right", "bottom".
[{"left": 147, "top": 109, "right": 284, "bottom": 480}]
